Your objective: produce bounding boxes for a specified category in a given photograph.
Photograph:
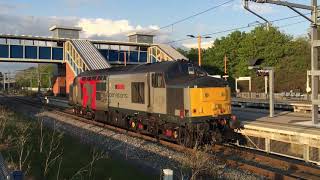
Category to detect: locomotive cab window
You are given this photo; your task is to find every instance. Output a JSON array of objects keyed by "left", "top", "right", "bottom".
[
  {"left": 152, "top": 73, "right": 165, "bottom": 88},
  {"left": 131, "top": 82, "right": 145, "bottom": 104}
]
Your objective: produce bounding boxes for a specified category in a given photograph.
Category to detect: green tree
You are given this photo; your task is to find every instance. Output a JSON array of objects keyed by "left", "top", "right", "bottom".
[
  {"left": 181, "top": 25, "right": 310, "bottom": 92},
  {"left": 15, "top": 65, "right": 55, "bottom": 88}
]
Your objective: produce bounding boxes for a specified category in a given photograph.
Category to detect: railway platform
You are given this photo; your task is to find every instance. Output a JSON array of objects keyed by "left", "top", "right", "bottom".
[
  {"left": 232, "top": 98, "right": 314, "bottom": 113},
  {"left": 234, "top": 107, "right": 320, "bottom": 165}
]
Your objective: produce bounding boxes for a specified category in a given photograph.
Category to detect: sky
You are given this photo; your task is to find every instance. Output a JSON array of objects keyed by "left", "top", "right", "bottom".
[{"left": 0, "top": 0, "right": 313, "bottom": 71}]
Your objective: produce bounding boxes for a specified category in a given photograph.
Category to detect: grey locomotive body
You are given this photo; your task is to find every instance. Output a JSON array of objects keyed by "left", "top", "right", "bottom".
[{"left": 69, "top": 61, "right": 239, "bottom": 146}]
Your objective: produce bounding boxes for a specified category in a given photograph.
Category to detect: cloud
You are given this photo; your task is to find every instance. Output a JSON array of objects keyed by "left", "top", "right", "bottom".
[
  {"left": 0, "top": 13, "right": 160, "bottom": 42},
  {"left": 0, "top": 15, "right": 78, "bottom": 36},
  {"left": 182, "top": 40, "right": 214, "bottom": 49},
  {"left": 0, "top": 1, "right": 30, "bottom": 14},
  {"left": 78, "top": 18, "right": 159, "bottom": 39}
]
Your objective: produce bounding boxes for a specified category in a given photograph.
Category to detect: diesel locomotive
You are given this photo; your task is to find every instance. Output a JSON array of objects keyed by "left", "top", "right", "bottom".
[{"left": 69, "top": 61, "right": 240, "bottom": 146}]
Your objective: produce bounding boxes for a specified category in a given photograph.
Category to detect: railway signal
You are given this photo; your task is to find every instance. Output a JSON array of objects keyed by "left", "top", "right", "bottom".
[
  {"left": 256, "top": 69, "right": 269, "bottom": 77},
  {"left": 248, "top": 58, "right": 274, "bottom": 117}
]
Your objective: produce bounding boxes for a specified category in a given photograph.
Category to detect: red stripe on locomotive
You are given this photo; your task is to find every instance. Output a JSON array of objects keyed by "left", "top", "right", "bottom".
[
  {"left": 79, "top": 78, "right": 97, "bottom": 110},
  {"left": 115, "top": 84, "right": 125, "bottom": 90}
]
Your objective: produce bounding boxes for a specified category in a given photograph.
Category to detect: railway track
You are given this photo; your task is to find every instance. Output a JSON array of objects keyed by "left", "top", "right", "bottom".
[{"left": 1, "top": 94, "right": 320, "bottom": 179}]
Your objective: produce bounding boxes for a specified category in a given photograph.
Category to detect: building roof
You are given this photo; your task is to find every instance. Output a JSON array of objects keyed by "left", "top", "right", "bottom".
[
  {"left": 49, "top": 25, "right": 82, "bottom": 31},
  {"left": 127, "top": 32, "right": 155, "bottom": 37}
]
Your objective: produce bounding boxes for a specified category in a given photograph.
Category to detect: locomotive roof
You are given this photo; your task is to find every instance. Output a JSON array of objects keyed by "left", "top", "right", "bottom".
[
  {"left": 77, "top": 60, "right": 228, "bottom": 88},
  {"left": 78, "top": 60, "right": 191, "bottom": 76}
]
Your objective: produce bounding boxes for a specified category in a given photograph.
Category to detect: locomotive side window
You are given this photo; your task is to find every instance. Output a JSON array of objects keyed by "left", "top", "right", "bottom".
[
  {"left": 131, "top": 82, "right": 145, "bottom": 104},
  {"left": 96, "top": 82, "right": 106, "bottom": 92},
  {"left": 152, "top": 73, "right": 164, "bottom": 88}
]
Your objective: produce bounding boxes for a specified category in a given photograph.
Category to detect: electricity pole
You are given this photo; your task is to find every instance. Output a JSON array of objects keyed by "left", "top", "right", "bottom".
[
  {"left": 223, "top": 54, "right": 229, "bottom": 80},
  {"left": 197, "top": 36, "right": 202, "bottom": 67},
  {"left": 245, "top": 0, "right": 319, "bottom": 124},
  {"left": 311, "top": 0, "right": 319, "bottom": 124},
  {"left": 187, "top": 35, "right": 212, "bottom": 66}
]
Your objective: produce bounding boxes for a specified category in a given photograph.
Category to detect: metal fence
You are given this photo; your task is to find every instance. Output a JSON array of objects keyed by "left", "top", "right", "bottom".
[
  {"left": 239, "top": 128, "right": 320, "bottom": 166},
  {"left": 236, "top": 92, "right": 310, "bottom": 101}
]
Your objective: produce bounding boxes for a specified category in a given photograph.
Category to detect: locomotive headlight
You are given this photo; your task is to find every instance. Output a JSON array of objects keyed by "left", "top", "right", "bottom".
[
  {"left": 131, "top": 121, "right": 136, "bottom": 128},
  {"left": 173, "top": 131, "right": 178, "bottom": 139}
]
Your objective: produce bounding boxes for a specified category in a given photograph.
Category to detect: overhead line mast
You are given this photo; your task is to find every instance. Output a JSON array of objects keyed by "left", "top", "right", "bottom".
[{"left": 244, "top": 0, "right": 320, "bottom": 124}]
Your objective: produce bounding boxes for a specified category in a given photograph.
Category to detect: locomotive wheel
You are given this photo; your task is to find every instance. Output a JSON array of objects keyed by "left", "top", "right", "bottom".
[
  {"left": 89, "top": 111, "right": 95, "bottom": 120},
  {"left": 147, "top": 117, "right": 159, "bottom": 140},
  {"left": 178, "top": 127, "right": 186, "bottom": 145},
  {"left": 79, "top": 109, "right": 83, "bottom": 116},
  {"left": 184, "top": 129, "right": 195, "bottom": 148},
  {"left": 109, "top": 111, "right": 116, "bottom": 125},
  {"left": 212, "top": 131, "right": 222, "bottom": 143}
]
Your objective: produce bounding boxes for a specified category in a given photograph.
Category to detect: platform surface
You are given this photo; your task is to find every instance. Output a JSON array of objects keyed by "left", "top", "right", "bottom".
[{"left": 234, "top": 107, "right": 320, "bottom": 131}]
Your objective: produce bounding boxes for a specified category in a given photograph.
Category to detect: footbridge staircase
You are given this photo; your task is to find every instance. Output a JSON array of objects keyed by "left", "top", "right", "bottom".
[{"left": 57, "top": 39, "right": 111, "bottom": 94}]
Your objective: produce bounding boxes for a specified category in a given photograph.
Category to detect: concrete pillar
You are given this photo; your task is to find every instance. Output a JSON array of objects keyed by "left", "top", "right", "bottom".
[
  {"left": 235, "top": 79, "right": 238, "bottom": 93},
  {"left": 7, "top": 72, "right": 10, "bottom": 91},
  {"left": 303, "top": 144, "right": 310, "bottom": 162},
  {"left": 249, "top": 78, "right": 252, "bottom": 92},
  {"left": 52, "top": 63, "right": 67, "bottom": 96},
  {"left": 3, "top": 73, "right": 5, "bottom": 91},
  {"left": 269, "top": 69, "right": 274, "bottom": 118},
  {"left": 265, "top": 138, "right": 270, "bottom": 153},
  {"left": 264, "top": 75, "right": 268, "bottom": 95}
]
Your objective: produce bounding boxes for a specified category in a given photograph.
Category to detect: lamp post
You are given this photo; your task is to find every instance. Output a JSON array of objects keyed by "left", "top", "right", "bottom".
[
  {"left": 187, "top": 35, "right": 211, "bottom": 66},
  {"left": 248, "top": 58, "right": 274, "bottom": 118}
]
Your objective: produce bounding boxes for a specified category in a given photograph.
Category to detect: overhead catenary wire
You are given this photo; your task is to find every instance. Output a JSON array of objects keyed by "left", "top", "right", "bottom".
[
  {"left": 165, "top": 13, "right": 310, "bottom": 44},
  {"left": 277, "top": 20, "right": 306, "bottom": 28},
  {"left": 148, "top": 0, "right": 235, "bottom": 34}
]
